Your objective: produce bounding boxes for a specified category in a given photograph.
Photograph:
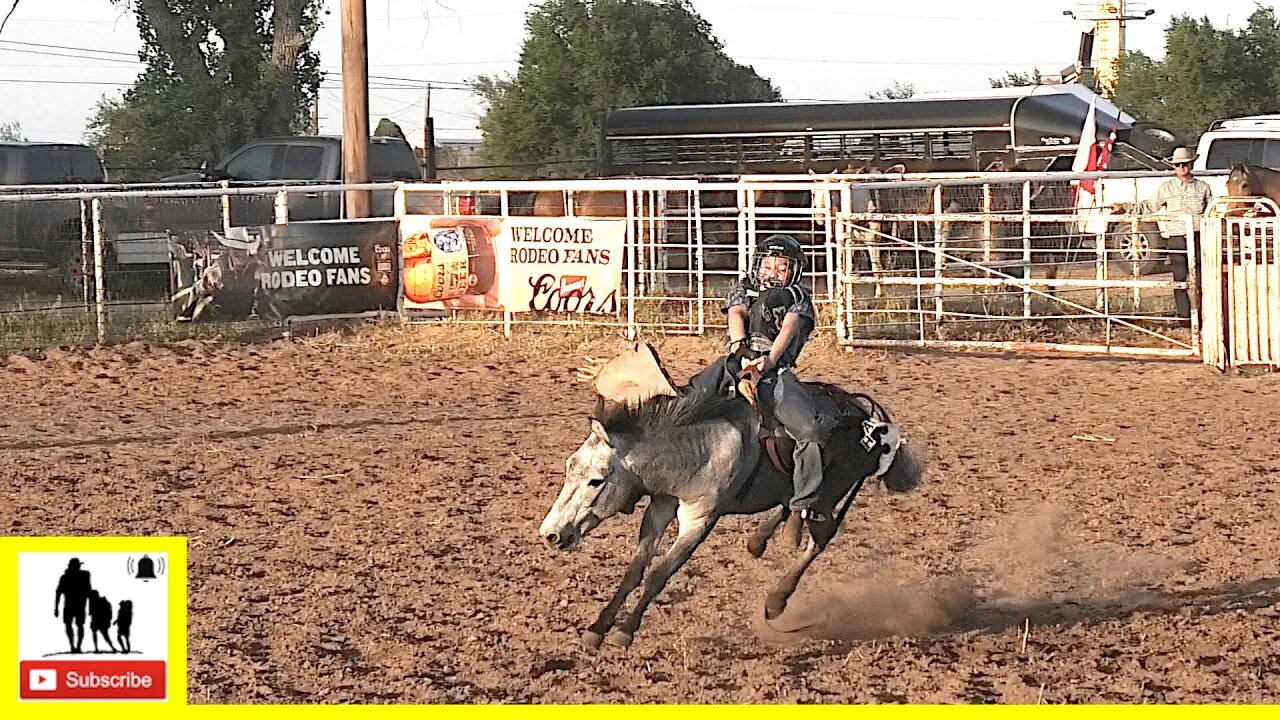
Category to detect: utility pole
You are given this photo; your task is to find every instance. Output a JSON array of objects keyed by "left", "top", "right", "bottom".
[
  {"left": 423, "top": 85, "right": 437, "bottom": 180},
  {"left": 311, "top": 95, "right": 320, "bottom": 135},
  {"left": 341, "top": 0, "right": 370, "bottom": 218},
  {"left": 1063, "top": 1, "right": 1156, "bottom": 100}
]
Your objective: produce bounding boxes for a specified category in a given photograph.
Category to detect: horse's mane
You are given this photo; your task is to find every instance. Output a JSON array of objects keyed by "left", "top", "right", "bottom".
[
  {"left": 593, "top": 371, "right": 890, "bottom": 437},
  {"left": 593, "top": 384, "right": 742, "bottom": 435},
  {"left": 592, "top": 344, "right": 740, "bottom": 434},
  {"left": 1235, "top": 162, "right": 1280, "bottom": 178}
]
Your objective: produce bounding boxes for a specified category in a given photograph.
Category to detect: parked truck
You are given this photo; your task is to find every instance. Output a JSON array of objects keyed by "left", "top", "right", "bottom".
[
  {"left": 157, "top": 134, "right": 422, "bottom": 219},
  {"left": 0, "top": 141, "right": 108, "bottom": 293},
  {"left": 119, "top": 134, "right": 422, "bottom": 263},
  {"left": 1082, "top": 113, "right": 1280, "bottom": 273},
  {"left": 2, "top": 135, "right": 423, "bottom": 295}
]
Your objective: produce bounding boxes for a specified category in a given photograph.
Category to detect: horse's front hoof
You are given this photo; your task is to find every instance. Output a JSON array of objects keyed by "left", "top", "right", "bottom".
[
  {"left": 605, "top": 629, "right": 634, "bottom": 649},
  {"left": 765, "top": 593, "right": 788, "bottom": 621},
  {"left": 747, "top": 536, "right": 768, "bottom": 558},
  {"left": 582, "top": 630, "right": 604, "bottom": 651}
]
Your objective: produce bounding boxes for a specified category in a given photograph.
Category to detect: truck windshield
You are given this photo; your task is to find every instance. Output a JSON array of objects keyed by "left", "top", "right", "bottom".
[
  {"left": 369, "top": 143, "right": 421, "bottom": 180},
  {"left": 8, "top": 146, "right": 106, "bottom": 184}
]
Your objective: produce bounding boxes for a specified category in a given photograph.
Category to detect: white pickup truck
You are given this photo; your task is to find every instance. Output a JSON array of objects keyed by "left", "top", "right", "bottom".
[{"left": 1084, "top": 113, "right": 1278, "bottom": 273}]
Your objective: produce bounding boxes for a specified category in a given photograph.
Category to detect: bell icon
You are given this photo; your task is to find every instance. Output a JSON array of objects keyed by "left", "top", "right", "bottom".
[{"left": 135, "top": 554, "right": 157, "bottom": 581}]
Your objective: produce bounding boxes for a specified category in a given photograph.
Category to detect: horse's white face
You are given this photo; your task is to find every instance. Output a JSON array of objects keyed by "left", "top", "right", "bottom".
[{"left": 539, "top": 420, "right": 637, "bottom": 551}]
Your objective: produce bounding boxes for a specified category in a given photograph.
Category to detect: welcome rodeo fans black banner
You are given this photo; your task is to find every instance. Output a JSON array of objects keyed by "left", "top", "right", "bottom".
[
  {"left": 169, "top": 221, "right": 398, "bottom": 322},
  {"left": 256, "top": 221, "right": 398, "bottom": 317}
]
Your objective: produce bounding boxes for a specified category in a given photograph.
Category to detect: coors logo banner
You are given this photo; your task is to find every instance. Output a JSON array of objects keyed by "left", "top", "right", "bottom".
[{"left": 399, "top": 215, "right": 626, "bottom": 314}]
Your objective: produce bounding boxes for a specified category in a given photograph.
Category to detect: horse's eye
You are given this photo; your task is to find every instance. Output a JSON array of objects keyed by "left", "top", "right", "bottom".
[{"left": 588, "top": 478, "right": 606, "bottom": 488}]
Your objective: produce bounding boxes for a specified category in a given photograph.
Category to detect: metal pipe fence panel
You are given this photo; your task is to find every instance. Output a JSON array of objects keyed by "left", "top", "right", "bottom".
[{"left": 1, "top": 175, "right": 1257, "bottom": 362}]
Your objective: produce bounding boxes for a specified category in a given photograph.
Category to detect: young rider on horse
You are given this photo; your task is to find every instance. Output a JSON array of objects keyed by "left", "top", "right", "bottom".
[{"left": 690, "top": 234, "right": 836, "bottom": 529}]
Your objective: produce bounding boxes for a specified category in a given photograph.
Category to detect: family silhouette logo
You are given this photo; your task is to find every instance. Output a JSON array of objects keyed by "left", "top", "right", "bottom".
[{"left": 16, "top": 551, "right": 172, "bottom": 701}]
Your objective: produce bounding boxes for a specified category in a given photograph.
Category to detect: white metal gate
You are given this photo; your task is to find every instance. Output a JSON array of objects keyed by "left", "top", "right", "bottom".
[
  {"left": 1200, "top": 198, "right": 1280, "bottom": 371},
  {"left": 832, "top": 176, "right": 1201, "bottom": 358}
]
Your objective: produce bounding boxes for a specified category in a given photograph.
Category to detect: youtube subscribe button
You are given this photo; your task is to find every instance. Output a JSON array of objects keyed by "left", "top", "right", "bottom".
[{"left": 20, "top": 660, "right": 166, "bottom": 701}]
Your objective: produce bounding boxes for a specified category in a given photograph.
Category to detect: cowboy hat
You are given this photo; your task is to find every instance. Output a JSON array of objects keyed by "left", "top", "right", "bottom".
[{"left": 1170, "top": 147, "right": 1196, "bottom": 164}]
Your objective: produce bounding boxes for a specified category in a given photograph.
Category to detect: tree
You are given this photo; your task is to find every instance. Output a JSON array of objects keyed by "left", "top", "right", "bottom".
[
  {"left": 1115, "top": 7, "right": 1280, "bottom": 146},
  {"left": 868, "top": 81, "right": 914, "bottom": 100},
  {"left": 475, "top": 0, "right": 780, "bottom": 177},
  {"left": 989, "top": 69, "right": 1043, "bottom": 88},
  {"left": 85, "top": 1, "right": 324, "bottom": 181},
  {"left": 0, "top": 1, "right": 17, "bottom": 37},
  {"left": 374, "top": 118, "right": 408, "bottom": 141},
  {"left": 0, "top": 120, "right": 22, "bottom": 141}
]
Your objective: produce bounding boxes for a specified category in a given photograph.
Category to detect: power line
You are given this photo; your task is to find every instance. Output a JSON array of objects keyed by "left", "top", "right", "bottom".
[
  {"left": 432, "top": 107, "right": 481, "bottom": 121},
  {"left": 0, "top": 38, "right": 137, "bottom": 58},
  {"left": 365, "top": 91, "right": 424, "bottom": 116},
  {"left": 695, "top": 0, "right": 1068, "bottom": 24},
  {"left": 321, "top": 70, "right": 470, "bottom": 88},
  {"left": 740, "top": 55, "right": 1064, "bottom": 66},
  {"left": 371, "top": 10, "right": 530, "bottom": 20},
  {"left": 321, "top": 79, "right": 477, "bottom": 93},
  {"left": 0, "top": 62, "right": 139, "bottom": 70},
  {"left": 0, "top": 16, "right": 131, "bottom": 25},
  {"left": 0, "top": 46, "right": 141, "bottom": 65},
  {"left": 0, "top": 77, "right": 480, "bottom": 94},
  {"left": 0, "top": 41, "right": 478, "bottom": 93},
  {"left": 0, "top": 78, "right": 130, "bottom": 86},
  {"left": 320, "top": 59, "right": 515, "bottom": 68}
]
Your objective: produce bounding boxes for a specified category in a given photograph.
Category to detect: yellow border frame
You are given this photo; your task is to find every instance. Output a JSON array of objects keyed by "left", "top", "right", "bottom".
[{"left": 2, "top": 536, "right": 186, "bottom": 716}]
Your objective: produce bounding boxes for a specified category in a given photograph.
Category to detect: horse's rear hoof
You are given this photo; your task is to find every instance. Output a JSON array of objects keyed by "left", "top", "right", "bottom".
[
  {"left": 605, "top": 629, "right": 634, "bottom": 649},
  {"left": 582, "top": 630, "right": 604, "bottom": 651},
  {"left": 782, "top": 513, "right": 803, "bottom": 548},
  {"left": 747, "top": 536, "right": 768, "bottom": 558}
]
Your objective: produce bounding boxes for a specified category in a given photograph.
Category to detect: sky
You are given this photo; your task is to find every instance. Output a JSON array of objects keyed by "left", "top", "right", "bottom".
[{"left": 0, "top": 0, "right": 1271, "bottom": 147}]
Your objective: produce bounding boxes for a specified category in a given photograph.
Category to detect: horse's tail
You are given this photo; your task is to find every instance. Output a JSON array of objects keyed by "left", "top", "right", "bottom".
[
  {"left": 881, "top": 438, "right": 925, "bottom": 493},
  {"left": 845, "top": 391, "right": 924, "bottom": 494}
]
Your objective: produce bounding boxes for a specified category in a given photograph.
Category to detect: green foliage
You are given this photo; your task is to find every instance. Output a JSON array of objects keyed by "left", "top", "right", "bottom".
[
  {"left": 1116, "top": 6, "right": 1280, "bottom": 145},
  {"left": 86, "top": 1, "right": 324, "bottom": 181},
  {"left": 374, "top": 118, "right": 408, "bottom": 141},
  {"left": 989, "top": 69, "right": 1043, "bottom": 88},
  {"left": 868, "top": 81, "right": 915, "bottom": 100},
  {"left": 474, "top": 0, "right": 780, "bottom": 177},
  {"left": 0, "top": 120, "right": 23, "bottom": 141}
]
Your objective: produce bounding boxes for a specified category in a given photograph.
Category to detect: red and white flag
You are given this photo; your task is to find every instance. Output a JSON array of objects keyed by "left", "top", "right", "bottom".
[
  {"left": 1073, "top": 97, "right": 1099, "bottom": 195},
  {"left": 1097, "top": 119, "right": 1118, "bottom": 172}
]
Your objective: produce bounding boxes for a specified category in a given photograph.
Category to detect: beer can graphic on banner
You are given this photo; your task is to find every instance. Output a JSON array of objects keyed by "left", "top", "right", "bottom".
[
  {"left": 402, "top": 224, "right": 496, "bottom": 303},
  {"left": 373, "top": 244, "right": 394, "bottom": 287}
]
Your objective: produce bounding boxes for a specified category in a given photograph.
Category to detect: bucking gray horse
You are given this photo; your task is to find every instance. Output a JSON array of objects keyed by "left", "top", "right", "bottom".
[{"left": 539, "top": 342, "right": 925, "bottom": 650}]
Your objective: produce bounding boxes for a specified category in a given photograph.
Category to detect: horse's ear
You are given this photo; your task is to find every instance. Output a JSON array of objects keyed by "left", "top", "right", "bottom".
[{"left": 588, "top": 416, "right": 612, "bottom": 446}]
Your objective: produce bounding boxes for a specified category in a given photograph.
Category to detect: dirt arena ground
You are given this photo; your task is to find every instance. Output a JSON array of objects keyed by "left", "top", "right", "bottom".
[{"left": 3, "top": 325, "right": 1279, "bottom": 704}]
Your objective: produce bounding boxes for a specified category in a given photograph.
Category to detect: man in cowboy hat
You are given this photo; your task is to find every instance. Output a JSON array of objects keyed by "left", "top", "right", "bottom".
[{"left": 1114, "top": 147, "right": 1213, "bottom": 321}]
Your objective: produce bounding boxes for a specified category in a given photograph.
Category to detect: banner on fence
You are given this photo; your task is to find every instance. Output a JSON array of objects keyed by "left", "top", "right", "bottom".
[
  {"left": 399, "top": 215, "right": 626, "bottom": 314},
  {"left": 169, "top": 220, "right": 399, "bottom": 322},
  {"left": 255, "top": 220, "right": 399, "bottom": 318}
]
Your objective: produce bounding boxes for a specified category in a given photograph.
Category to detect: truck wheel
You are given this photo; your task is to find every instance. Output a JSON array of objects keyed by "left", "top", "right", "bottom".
[
  {"left": 56, "top": 248, "right": 87, "bottom": 299},
  {"left": 1106, "top": 222, "right": 1166, "bottom": 276},
  {"left": 50, "top": 220, "right": 88, "bottom": 298}
]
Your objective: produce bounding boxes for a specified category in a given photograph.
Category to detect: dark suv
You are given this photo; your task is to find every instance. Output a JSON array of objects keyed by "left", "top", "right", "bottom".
[{"left": 0, "top": 142, "right": 107, "bottom": 291}]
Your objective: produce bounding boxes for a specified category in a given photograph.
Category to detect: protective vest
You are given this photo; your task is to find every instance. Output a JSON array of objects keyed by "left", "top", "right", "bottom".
[{"left": 746, "top": 283, "right": 808, "bottom": 369}]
